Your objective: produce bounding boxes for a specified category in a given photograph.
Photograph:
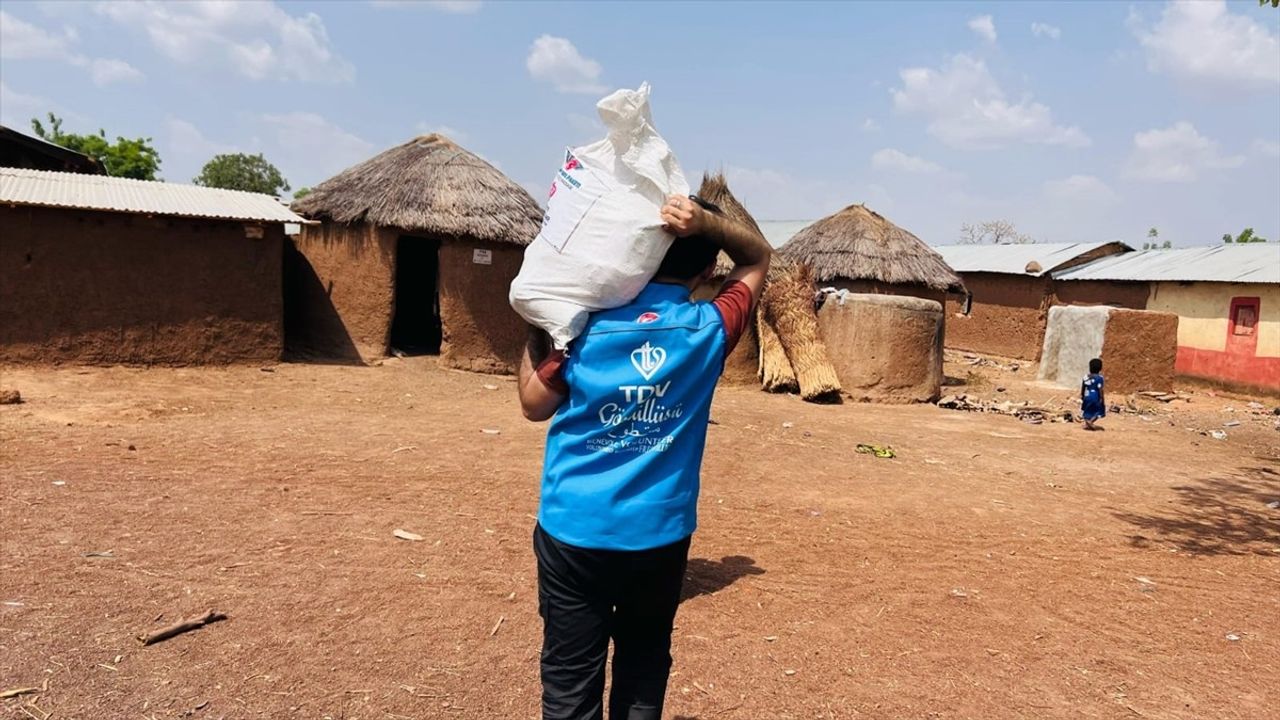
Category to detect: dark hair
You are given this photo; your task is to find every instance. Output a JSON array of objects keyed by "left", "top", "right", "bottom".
[
  {"left": 1089, "top": 358, "right": 1103, "bottom": 374},
  {"left": 655, "top": 196, "right": 724, "bottom": 281}
]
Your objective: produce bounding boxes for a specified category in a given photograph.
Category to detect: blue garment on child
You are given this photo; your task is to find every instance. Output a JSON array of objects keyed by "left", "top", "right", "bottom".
[
  {"left": 538, "top": 283, "right": 729, "bottom": 551},
  {"left": 1081, "top": 373, "right": 1105, "bottom": 421}
]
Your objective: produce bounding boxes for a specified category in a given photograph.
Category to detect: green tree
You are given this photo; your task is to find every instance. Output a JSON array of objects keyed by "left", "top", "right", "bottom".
[
  {"left": 193, "top": 153, "right": 290, "bottom": 196},
  {"left": 31, "top": 113, "right": 161, "bottom": 180},
  {"left": 1223, "top": 228, "right": 1264, "bottom": 242},
  {"left": 1262, "top": 1, "right": 1279, "bottom": 9},
  {"left": 293, "top": 186, "right": 313, "bottom": 200},
  {"left": 1162, "top": 240, "right": 1172, "bottom": 249},
  {"left": 1224, "top": 228, "right": 1268, "bottom": 244},
  {"left": 1147, "top": 227, "right": 1158, "bottom": 239}
]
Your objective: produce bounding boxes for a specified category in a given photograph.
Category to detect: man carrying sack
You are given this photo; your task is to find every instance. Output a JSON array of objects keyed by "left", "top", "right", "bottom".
[{"left": 518, "top": 194, "right": 770, "bottom": 720}]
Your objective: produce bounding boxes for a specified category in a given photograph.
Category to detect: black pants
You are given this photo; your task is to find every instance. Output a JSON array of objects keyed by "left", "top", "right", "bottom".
[{"left": 534, "top": 524, "right": 690, "bottom": 720}]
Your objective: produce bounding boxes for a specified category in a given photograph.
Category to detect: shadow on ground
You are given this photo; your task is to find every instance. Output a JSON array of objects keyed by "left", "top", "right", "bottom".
[
  {"left": 1113, "top": 465, "right": 1280, "bottom": 556},
  {"left": 681, "top": 555, "right": 765, "bottom": 603}
]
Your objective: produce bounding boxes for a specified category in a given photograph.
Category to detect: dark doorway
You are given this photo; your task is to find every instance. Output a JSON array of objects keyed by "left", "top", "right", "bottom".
[{"left": 390, "top": 235, "right": 441, "bottom": 355}]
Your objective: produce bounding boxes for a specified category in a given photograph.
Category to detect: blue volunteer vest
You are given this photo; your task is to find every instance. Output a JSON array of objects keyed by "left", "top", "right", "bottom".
[{"left": 538, "top": 282, "right": 729, "bottom": 551}]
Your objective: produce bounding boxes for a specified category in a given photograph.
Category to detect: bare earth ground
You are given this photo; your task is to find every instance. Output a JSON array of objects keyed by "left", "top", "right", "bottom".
[{"left": 1, "top": 357, "right": 1277, "bottom": 720}]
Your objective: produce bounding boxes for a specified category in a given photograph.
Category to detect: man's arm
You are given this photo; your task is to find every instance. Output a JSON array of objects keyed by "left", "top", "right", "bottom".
[
  {"left": 517, "top": 326, "right": 567, "bottom": 422},
  {"left": 661, "top": 195, "right": 771, "bottom": 306}
]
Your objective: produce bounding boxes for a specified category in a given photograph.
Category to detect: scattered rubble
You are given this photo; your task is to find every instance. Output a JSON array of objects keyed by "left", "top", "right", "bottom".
[
  {"left": 937, "top": 394, "right": 1065, "bottom": 424},
  {"left": 0, "top": 389, "right": 22, "bottom": 405}
]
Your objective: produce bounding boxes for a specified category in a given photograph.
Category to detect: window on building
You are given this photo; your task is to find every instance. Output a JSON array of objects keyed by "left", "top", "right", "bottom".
[{"left": 1230, "top": 298, "right": 1259, "bottom": 337}]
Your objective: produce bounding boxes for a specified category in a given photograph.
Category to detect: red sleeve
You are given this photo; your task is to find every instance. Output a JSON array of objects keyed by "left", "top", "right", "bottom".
[
  {"left": 711, "top": 280, "right": 754, "bottom": 354},
  {"left": 535, "top": 349, "right": 569, "bottom": 395}
]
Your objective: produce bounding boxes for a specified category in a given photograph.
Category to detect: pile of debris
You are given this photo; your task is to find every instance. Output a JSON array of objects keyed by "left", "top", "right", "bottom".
[
  {"left": 937, "top": 394, "right": 1070, "bottom": 425},
  {"left": 1135, "top": 390, "right": 1190, "bottom": 403},
  {"left": 946, "top": 351, "right": 1022, "bottom": 373}
]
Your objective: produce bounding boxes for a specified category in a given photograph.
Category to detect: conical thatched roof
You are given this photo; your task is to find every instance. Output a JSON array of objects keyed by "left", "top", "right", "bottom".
[
  {"left": 696, "top": 172, "right": 788, "bottom": 280},
  {"left": 779, "top": 204, "right": 963, "bottom": 291},
  {"left": 291, "top": 134, "right": 542, "bottom": 245}
]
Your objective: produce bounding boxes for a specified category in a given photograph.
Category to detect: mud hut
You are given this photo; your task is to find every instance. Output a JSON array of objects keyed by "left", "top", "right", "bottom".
[
  {"left": 695, "top": 174, "right": 841, "bottom": 400},
  {"left": 778, "top": 204, "right": 963, "bottom": 303},
  {"left": 691, "top": 174, "right": 766, "bottom": 385},
  {"left": 288, "top": 134, "right": 543, "bottom": 373},
  {"left": 779, "top": 205, "right": 961, "bottom": 403},
  {"left": 0, "top": 168, "right": 303, "bottom": 365}
]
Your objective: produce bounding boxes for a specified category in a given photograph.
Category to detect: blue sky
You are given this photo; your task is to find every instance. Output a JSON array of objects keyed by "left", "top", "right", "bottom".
[{"left": 2, "top": 0, "right": 1278, "bottom": 247}]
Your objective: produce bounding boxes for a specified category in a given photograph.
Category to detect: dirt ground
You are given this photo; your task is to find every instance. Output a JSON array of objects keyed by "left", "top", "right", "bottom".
[{"left": 2, "top": 356, "right": 1277, "bottom": 720}]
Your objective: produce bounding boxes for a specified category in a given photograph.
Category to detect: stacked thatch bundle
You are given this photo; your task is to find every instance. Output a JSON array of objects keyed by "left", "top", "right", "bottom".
[
  {"left": 292, "top": 133, "right": 542, "bottom": 243},
  {"left": 696, "top": 173, "right": 841, "bottom": 402},
  {"left": 779, "top": 204, "right": 963, "bottom": 294}
]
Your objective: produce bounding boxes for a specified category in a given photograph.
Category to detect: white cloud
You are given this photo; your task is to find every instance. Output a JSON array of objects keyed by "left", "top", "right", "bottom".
[
  {"left": 95, "top": 1, "right": 353, "bottom": 84},
  {"left": 1043, "top": 174, "right": 1117, "bottom": 204},
  {"left": 720, "top": 164, "right": 865, "bottom": 220},
  {"left": 1, "top": 10, "right": 143, "bottom": 86},
  {"left": 0, "top": 10, "right": 72, "bottom": 59},
  {"left": 1130, "top": 0, "right": 1279, "bottom": 91},
  {"left": 1126, "top": 121, "right": 1244, "bottom": 183},
  {"left": 526, "top": 35, "right": 605, "bottom": 94},
  {"left": 1252, "top": 139, "right": 1280, "bottom": 158},
  {"left": 370, "top": 0, "right": 483, "bottom": 12},
  {"left": 870, "top": 148, "right": 948, "bottom": 175},
  {"left": 163, "top": 118, "right": 240, "bottom": 182},
  {"left": 261, "top": 112, "right": 376, "bottom": 184},
  {"left": 88, "top": 57, "right": 144, "bottom": 86},
  {"left": 415, "top": 122, "right": 466, "bottom": 142},
  {"left": 0, "top": 81, "right": 47, "bottom": 128},
  {"left": 1031, "top": 22, "right": 1061, "bottom": 40},
  {"left": 891, "top": 54, "right": 1089, "bottom": 149},
  {"left": 168, "top": 118, "right": 237, "bottom": 157},
  {"left": 861, "top": 118, "right": 880, "bottom": 132},
  {"left": 968, "top": 15, "right": 997, "bottom": 44}
]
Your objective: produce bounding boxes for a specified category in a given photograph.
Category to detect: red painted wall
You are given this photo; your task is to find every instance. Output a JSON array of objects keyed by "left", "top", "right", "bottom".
[{"left": 1175, "top": 347, "right": 1280, "bottom": 392}]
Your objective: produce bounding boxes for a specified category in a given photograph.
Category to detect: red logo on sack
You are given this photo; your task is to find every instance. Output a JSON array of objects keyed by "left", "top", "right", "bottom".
[
  {"left": 548, "top": 181, "right": 557, "bottom": 198},
  {"left": 564, "top": 157, "right": 581, "bottom": 171},
  {"left": 636, "top": 312, "right": 660, "bottom": 324}
]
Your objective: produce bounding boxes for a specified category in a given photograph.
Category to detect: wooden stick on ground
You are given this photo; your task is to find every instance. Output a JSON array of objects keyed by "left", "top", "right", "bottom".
[
  {"left": 0, "top": 687, "right": 40, "bottom": 699},
  {"left": 138, "top": 610, "right": 227, "bottom": 646}
]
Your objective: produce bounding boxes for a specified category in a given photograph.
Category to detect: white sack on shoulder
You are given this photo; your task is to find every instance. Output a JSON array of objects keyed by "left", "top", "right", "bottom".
[{"left": 509, "top": 82, "right": 690, "bottom": 349}]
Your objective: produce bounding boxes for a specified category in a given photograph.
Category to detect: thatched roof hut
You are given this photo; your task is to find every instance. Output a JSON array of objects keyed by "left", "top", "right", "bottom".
[
  {"left": 291, "top": 133, "right": 541, "bottom": 244},
  {"left": 779, "top": 204, "right": 963, "bottom": 295},
  {"left": 285, "top": 134, "right": 543, "bottom": 373},
  {"left": 694, "top": 173, "right": 841, "bottom": 399},
  {"left": 698, "top": 174, "right": 793, "bottom": 283}
]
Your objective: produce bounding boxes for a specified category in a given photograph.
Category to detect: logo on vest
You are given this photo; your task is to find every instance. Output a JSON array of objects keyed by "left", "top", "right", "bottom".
[
  {"left": 630, "top": 342, "right": 666, "bottom": 381},
  {"left": 636, "top": 311, "right": 659, "bottom": 325}
]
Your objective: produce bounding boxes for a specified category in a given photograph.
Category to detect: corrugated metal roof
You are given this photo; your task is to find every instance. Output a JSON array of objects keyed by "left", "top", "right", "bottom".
[
  {"left": 1053, "top": 245, "right": 1280, "bottom": 284},
  {"left": 0, "top": 167, "right": 307, "bottom": 223},
  {"left": 932, "top": 242, "right": 1128, "bottom": 276},
  {"left": 758, "top": 220, "right": 814, "bottom": 248}
]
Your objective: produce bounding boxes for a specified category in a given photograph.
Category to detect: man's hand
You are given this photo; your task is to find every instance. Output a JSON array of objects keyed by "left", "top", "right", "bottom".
[{"left": 660, "top": 195, "right": 705, "bottom": 237}]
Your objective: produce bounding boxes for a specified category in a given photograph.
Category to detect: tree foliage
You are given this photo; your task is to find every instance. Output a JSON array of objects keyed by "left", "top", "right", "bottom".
[
  {"left": 31, "top": 113, "right": 161, "bottom": 180},
  {"left": 293, "top": 186, "right": 313, "bottom": 200},
  {"left": 193, "top": 153, "right": 290, "bottom": 196},
  {"left": 1223, "top": 228, "right": 1268, "bottom": 244},
  {"left": 1147, "top": 227, "right": 1158, "bottom": 239},
  {"left": 959, "top": 220, "right": 1036, "bottom": 245}
]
